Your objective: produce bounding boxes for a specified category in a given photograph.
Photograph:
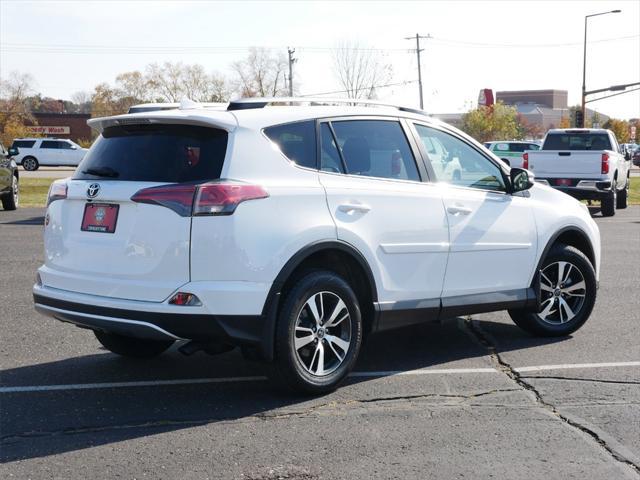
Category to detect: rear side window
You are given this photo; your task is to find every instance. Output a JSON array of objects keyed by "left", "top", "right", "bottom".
[
  {"left": 264, "top": 121, "right": 317, "bottom": 169},
  {"left": 543, "top": 133, "right": 612, "bottom": 151},
  {"left": 12, "top": 140, "right": 36, "bottom": 149},
  {"left": 330, "top": 120, "right": 420, "bottom": 181},
  {"left": 40, "top": 140, "right": 59, "bottom": 149},
  {"left": 74, "top": 124, "right": 228, "bottom": 183}
]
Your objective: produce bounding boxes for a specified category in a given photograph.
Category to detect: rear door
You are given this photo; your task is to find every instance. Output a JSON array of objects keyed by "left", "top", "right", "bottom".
[
  {"left": 39, "top": 140, "right": 61, "bottom": 165},
  {"left": 319, "top": 118, "right": 449, "bottom": 308},
  {"left": 42, "top": 123, "right": 229, "bottom": 302}
]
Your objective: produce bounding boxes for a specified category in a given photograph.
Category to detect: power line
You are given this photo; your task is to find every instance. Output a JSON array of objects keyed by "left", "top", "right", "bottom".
[{"left": 2, "top": 35, "right": 637, "bottom": 54}]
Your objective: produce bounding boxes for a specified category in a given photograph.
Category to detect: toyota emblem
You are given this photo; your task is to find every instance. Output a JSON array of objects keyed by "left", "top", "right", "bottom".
[{"left": 87, "top": 183, "right": 100, "bottom": 198}]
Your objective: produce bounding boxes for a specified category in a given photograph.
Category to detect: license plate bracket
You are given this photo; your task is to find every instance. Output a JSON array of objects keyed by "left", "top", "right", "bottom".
[{"left": 81, "top": 203, "right": 119, "bottom": 233}]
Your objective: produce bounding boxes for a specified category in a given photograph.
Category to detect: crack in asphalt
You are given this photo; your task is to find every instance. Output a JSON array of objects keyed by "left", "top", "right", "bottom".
[
  {"left": 463, "top": 317, "right": 640, "bottom": 475},
  {"left": 520, "top": 375, "right": 640, "bottom": 386},
  {"left": 0, "top": 388, "right": 521, "bottom": 444}
]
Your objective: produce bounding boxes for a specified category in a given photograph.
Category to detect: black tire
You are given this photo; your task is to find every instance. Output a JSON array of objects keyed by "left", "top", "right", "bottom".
[
  {"left": 94, "top": 330, "right": 174, "bottom": 358},
  {"left": 1, "top": 175, "right": 18, "bottom": 211},
  {"left": 273, "top": 270, "right": 363, "bottom": 394},
  {"left": 616, "top": 178, "right": 628, "bottom": 209},
  {"left": 601, "top": 183, "right": 616, "bottom": 217},
  {"left": 22, "top": 157, "right": 39, "bottom": 171},
  {"left": 508, "top": 244, "right": 596, "bottom": 337}
]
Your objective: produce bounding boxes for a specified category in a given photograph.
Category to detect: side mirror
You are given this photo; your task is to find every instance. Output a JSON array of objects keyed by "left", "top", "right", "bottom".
[
  {"left": 8, "top": 147, "right": 19, "bottom": 156},
  {"left": 510, "top": 167, "right": 534, "bottom": 193},
  {"left": 70, "top": 145, "right": 78, "bottom": 150}
]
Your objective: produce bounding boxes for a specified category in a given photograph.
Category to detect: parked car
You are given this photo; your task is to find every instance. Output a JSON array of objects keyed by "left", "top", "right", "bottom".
[
  {"left": 526, "top": 128, "right": 631, "bottom": 217},
  {"left": 633, "top": 149, "right": 640, "bottom": 167},
  {"left": 0, "top": 143, "right": 19, "bottom": 210},
  {"left": 11, "top": 138, "right": 88, "bottom": 171},
  {"left": 484, "top": 141, "right": 541, "bottom": 168},
  {"left": 34, "top": 98, "right": 601, "bottom": 394}
]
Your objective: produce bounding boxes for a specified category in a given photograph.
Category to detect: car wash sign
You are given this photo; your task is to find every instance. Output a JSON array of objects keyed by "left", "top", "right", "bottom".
[
  {"left": 478, "top": 89, "right": 494, "bottom": 108},
  {"left": 27, "top": 126, "right": 71, "bottom": 135}
]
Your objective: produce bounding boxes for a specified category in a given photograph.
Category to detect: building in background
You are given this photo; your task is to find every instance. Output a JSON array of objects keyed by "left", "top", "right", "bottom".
[
  {"left": 434, "top": 89, "right": 610, "bottom": 132},
  {"left": 25, "top": 113, "right": 92, "bottom": 143}
]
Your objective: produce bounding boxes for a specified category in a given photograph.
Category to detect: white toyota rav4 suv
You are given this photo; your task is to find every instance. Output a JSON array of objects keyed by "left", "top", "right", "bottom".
[{"left": 34, "top": 98, "right": 601, "bottom": 393}]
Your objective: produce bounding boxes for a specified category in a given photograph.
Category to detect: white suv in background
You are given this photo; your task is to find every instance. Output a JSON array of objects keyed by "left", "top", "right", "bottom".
[
  {"left": 11, "top": 138, "right": 88, "bottom": 171},
  {"left": 34, "top": 98, "right": 601, "bottom": 393}
]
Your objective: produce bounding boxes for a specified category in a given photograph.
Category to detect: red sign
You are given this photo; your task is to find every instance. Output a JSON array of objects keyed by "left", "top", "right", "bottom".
[
  {"left": 26, "top": 126, "right": 71, "bottom": 135},
  {"left": 478, "top": 89, "right": 494, "bottom": 107}
]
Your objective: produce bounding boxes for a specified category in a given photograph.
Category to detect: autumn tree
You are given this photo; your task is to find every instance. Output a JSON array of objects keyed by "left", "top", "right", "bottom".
[
  {"left": 0, "top": 71, "right": 37, "bottom": 144},
  {"left": 460, "top": 102, "right": 521, "bottom": 143},
  {"left": 332, "top": 41, "right": 392, "bottom": 99},
  {"left": 603, "top": 118, "right": 630, "bottom": 143},
  {"left": 231, "top": 48, "right": 288, "bottom": 97}
]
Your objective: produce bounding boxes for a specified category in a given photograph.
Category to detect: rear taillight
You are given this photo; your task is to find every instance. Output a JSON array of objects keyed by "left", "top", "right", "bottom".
[
  {"left": 130, "top": 184, "right": 197, "bottom": 217},
  {"left": 601, "top": 153, "right": 609, "bottom": 174},
  {"left": 522, "top": 152, "right": 529, "bottom": 170},
  {"left": 193, "top": 184, "right": 269, "bottom": 216},
  {"left": 47, "top": 182, "right": 67, "bottom": 206},
  {"left": 131, "top": 182, "right": 268, "bottom": 217}
]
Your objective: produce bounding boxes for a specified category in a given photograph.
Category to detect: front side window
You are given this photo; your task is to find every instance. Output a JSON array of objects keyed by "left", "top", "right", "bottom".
[
  {"left": 264, "top": 121, "right": 317, "bottom": 169},
  {"left": 56, "top": 141, "right": 74, "bottom": 149},
  {"left": 329, "top": 120, "right": 420, "bottom": 181},
  {"left": 414, "top": 124, "right": 506, "bottom": 192}
]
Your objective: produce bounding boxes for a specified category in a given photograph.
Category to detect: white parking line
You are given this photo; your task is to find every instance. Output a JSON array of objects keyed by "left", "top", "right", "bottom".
[
  {"left": 514, "top": 361, "right": 640, "bottom": 373},
  {"left": 1, "top": 361, "right": 638, "bottom": 393}
]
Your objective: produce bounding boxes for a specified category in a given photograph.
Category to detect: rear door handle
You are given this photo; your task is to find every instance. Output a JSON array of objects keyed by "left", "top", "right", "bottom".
[
  {"left": 338, "top": 203, "right": 371, "bottom": 214},
  {"left": 446, "top": 205, "right": 472, "bottom": 216}
]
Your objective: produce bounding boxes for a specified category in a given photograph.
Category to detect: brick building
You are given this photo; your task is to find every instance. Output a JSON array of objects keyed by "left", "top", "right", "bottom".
[{"left": 26, "top": 113, "right": 92, "bottom": 143}]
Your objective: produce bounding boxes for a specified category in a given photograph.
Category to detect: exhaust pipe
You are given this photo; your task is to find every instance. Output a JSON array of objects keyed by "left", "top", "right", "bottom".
[{"left": 178, "top": 340, "right": 235, "bottom": 356}]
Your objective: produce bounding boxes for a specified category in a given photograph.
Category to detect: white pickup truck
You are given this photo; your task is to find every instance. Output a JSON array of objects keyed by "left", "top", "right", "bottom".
[{"left": 525, "top": 128, "right": 631, "bottom": 217}]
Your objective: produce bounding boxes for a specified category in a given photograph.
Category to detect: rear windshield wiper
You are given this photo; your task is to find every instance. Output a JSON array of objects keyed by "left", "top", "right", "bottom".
[{"left": 82, "top": 167, "right": 119, "bottom": 178}]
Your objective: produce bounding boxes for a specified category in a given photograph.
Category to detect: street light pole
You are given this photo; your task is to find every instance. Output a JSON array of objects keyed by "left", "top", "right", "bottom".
[{"left": 581, "top": 9, "right": 621, "bottom": 127}]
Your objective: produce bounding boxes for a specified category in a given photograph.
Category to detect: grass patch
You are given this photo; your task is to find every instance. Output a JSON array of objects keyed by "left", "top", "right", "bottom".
[
  {"left": 19, "top": 177, "right": 55, "bottom": 207},
  {"left": 16, "top": 175, "right": 640, "bottom": 208},
  {"left": 629, "top": 177, "right": 640, "bottom": 205}
]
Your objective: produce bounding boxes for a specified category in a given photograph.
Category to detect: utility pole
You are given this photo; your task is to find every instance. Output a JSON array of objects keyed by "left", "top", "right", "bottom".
[
  {"left": 405, "top": 33, "right": 431, "bottom": 109},
  {"left": 287, "top": 47, "right": 296, "bottom": 97}
]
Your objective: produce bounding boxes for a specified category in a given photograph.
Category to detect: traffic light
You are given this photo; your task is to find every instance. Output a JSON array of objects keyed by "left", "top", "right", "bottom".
[{"left": 575, "top": 110, "right": 584, "bottom": 128}]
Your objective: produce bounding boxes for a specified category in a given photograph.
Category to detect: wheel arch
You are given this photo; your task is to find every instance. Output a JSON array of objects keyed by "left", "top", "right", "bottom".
[
  {"left": 537, "top": 226, "right": 596, "bottom": 274},
  {"left": 258, "top": 240, "right": 378, "bottom": 362}
]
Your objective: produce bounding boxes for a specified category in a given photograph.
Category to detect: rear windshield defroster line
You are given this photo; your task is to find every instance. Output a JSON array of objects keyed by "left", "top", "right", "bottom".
[{"left": 74, "top": 124, "right": 228, "bottom": 183}]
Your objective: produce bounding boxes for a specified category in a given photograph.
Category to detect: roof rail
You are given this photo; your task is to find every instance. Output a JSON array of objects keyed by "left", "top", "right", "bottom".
[{"left": 226, "top": 97, "right": 428, "bottom": 116}]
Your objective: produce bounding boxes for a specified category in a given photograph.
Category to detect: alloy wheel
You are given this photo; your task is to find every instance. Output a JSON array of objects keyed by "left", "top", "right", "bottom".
[
  {"left": 294, "top": 291, "right": 352, "bottom": 376},
  {"left": 538, "top": 261, "right": 587, "bottom": 325},
  {"left": 12, "top": 176, "right": 19, "bottom": 205}
]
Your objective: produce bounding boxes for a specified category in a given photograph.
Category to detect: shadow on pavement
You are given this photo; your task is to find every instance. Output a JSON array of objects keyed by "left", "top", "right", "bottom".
[{"left": 0, "top": 318, "right": 567, "bottom": 463}]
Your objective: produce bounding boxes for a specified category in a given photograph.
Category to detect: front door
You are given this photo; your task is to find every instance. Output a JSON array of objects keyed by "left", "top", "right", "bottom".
[{"left": 411, "top": 123, "right": 537, "bottom": 300}]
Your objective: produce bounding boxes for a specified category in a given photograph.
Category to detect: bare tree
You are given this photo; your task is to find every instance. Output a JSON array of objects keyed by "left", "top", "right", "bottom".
[
  {"left": 231, "top": 48, "right": 288, "bottom": 97},
  {"left": 0, "top": 71, "right": 36, "bottom": 144},
  {"left": 145, "top": 62, "right": 231, "bottom": 102},
  {"left": 71, "top": 91, "right": 93, "bottom": 113},
  {"left": 116, "top": 71, "right": 151, "bottom": 103},
  {"left": 332, "top": 41, "right": 392, "bottom": 99}
]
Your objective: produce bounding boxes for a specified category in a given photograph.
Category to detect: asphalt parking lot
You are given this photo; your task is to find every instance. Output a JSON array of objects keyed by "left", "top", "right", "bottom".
[{"left": 1, "top": 206, "right": 639, "bottom": 479}]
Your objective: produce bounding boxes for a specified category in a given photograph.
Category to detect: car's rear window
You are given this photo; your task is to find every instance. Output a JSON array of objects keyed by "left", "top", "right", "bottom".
[
  {"left": 543, "top": 133, "right": 611, "bottom": 151},
  {"left": 74, "top": 124, "right": 228, "bottom": 182},
  {"left": 12, "top": 140, "right": 36, "bottom": 149}
]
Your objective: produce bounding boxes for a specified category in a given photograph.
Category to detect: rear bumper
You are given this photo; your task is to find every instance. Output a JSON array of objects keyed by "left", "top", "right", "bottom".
[
  {"left": 33, "top": 285, "right": 265, "bottom": 348},
  {"left": 536, "top": 179, "right": 613, "bottom": 201}
]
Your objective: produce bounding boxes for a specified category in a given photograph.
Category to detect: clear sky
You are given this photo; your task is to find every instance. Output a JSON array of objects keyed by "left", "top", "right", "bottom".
[{"left": 1, "top": 0, "right": 639, "bottom": 119}]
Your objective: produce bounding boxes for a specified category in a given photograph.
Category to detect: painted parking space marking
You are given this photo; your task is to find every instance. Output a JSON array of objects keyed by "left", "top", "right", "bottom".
[{"left": 1, "top": 361, "right": 638, "bottom": 393}]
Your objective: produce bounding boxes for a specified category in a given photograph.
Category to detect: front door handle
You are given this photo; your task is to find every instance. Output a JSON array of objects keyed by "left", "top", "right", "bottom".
[
  {"left": 447, "top": 205, "right": 472, "bottom": 216},
  {"left": 338, "top": 203, "right": 371, "bottom": 214}
]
